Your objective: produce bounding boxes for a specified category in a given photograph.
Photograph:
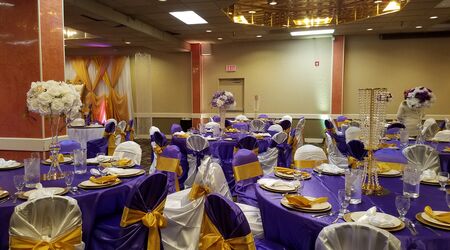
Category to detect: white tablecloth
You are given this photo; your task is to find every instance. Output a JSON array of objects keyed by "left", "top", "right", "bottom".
[{"left": 67, "top": 127, "right": 104, "bottom": 149}]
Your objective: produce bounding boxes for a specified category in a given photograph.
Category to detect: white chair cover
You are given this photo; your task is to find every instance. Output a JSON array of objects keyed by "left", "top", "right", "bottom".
[
  {"left": 106, "top": 118, "right": 117, "bottom": 127},
  {"left": 235, "top": 202, "right": 264, "bottom": 239},
  {"left": 402, "top": 144, "right": 440, "bottom": 172},
  {"left": 113, "top": 141, "right": 142, "bottom": 165},
  {"left": 149, "top": 126, "right": 160, "bottom": 137},
  {"left": 235, "top": 114, "right": 249, "bottom": 121},
  {"left": 292, "top": 117, "right": 306, "bottom": 151},
  {"left": 421, "top": 118, "right": 439, "bottom": 140},
  {"left": 315, "top": 222, "right": 401, "bottom": 250},
  {"left": 204, "top": 121, "right": 220, "bottom": 131},
  {"left": 185, "top": 135, "right": 209, "bottom": 188},
  {"left": 281, "top": 115, "right": 293, "bottom": 123},
  {"left": 345, "top": 126, "right": 362, "bottom": 143},
  {"left": 162, "top": 157, "right": 230, "bottom": 250},
  {"left": 250, "top": 119, "right": 266, "bottom": 132},
  {"left": 258, "top": 132, "right": 288, "bottom": 174},
  {"left": 432, "top": 130, "right": 450, "bottom": 142},
  {"left": 294, "top": 144, "right": 327, "bottom": 161},
  {"left": 325, "top": 133, "right": 348, "bottom": 167},
  {"left": 272, "top": 131, "right": 288, "bottom": 144},
  {"left": 117, "top": 120, "right": 127, "bottom": 132},
  {"left": 9, "top": 196, "right": 84, "bottom": 250},
  {"left": 267, "top": 124, "right": 283, "bottom": 134},
  {"left": 149, "top": 126, "right": 161, "bottom": 173}
]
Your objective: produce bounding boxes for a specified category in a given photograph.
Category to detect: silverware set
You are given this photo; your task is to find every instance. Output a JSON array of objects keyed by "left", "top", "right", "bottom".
[
  {"left": 312, "top": 211, "right": 335, "bottom": 218},
  {"left": 0, "top": 196, "right": 12, "bottom": 205},
  {"left": 405, "top": 219, "right": 418, "bottom": 236}
]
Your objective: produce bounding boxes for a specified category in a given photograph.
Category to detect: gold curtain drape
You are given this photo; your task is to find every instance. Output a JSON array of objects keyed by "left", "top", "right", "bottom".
[{"left": 70, "top": 56, "right": 129, "bottom": 122}]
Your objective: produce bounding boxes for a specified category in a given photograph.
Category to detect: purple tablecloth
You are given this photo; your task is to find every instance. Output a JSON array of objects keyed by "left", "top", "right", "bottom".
[
  {"left": 0, "top": 163, "right": 144, "bottom": 250},
  {"left": 256, "top": 172, "right": 450, "bottom": 250},
  {"left": 374, "top": 140, "right": 450, "bottom": 172}
]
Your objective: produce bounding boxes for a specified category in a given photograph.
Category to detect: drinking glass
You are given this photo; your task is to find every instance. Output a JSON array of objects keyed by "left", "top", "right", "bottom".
[
  {"left": 399, "top": 129, "right": 409, "bottom": 148},
  {"left": 73, "top": 149, "right": 87, "bottom": 174},
  {"left": 13, "top": 175, "right": 25, "bottom": 195},
  {"left": 338, "top": 189, "right": 351, "bottom": 215},
  {"left": 395, "top": 195, "right": 410, "bottom": 221},
  {"left": 64, "top": 171, "right": 74, "bottom": 190},
  {"left": 24, "top": 158, "right": 40, "bottom": 188},
  {"left": 315, "top": 161, "right": 323, "bottom": 177},
  {"left": 293, "top": 170, "right": 304, "bottom": 195},
  {"left": 345, "top": 168, "right": 363, "bottom": 205},
  {"left": 438, "top": 171, "right": 449, "bottom": 191},
  {"left": 403, "top": 165, "right": 422, "bottom": 198}
]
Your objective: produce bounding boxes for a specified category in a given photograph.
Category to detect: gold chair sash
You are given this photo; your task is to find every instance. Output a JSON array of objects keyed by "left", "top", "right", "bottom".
[
  {"left": 156, "top": 156, "right": 182, "bottom": 191},
  {"left": 348, "top": 156, "right": 363, "bottom": 169},
  {"left": 233, "top": 161, "right": 263, "bottom": 182},
  {"left": 153, "top": 145, "right": 166, "bottom": 156},
  {"left": 103, "top": 131, "right": 116, "bottom": 155},
  {"left": 120, "top": 200, "right": 167, "bottom": 250},
  {"left": 376, "top": 161, "right": 405, "bottom": 171},
  {"left": 10, "top": 226, "right": 82, "bottom": 250},
  {"left": 199, "top": 213, "right": 256, "bottom": 250},
  {"left": 115, "top": 129, "right": 126, "bottom": 144},
  {"left": 125, "top": 125, "right": 135, "bottom": 141},
  {"left": 189, "top": 183, "right": 211, "bottom": 201},
  {"left": 294, "top": 159, "right": 328, "bottom": 168}
]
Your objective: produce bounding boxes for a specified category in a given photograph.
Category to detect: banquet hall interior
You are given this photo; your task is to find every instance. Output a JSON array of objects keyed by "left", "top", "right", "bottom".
[{"left": 1, "top": 0, "right": 450, "bottom": 249}]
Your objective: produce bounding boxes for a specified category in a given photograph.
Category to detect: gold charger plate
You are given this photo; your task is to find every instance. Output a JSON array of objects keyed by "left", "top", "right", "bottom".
[
  {"left": 343, "top": 213, "right": 405, "bottom": 232},
  {"left": 419, "top": 212, "right": 450, "bottom": 228},
  {"left": 42, "top": 157, "right": 72, "bottom": 165},
  {"left": 378, "top": 170, "right": 402, "bottom": 178},
  {"left": 274, "top": 171, "right": 311, "bottom": 180},
  {"left": 0, "top": 190, "right": 9, "bottom": 199},
  {"left": 280, "top": 197, "right": 332, "bottom": 213},
  {"left": 415, "top": 213, "right": 450, "bottom": 231},
  {"left": 78, "top": 179, "right": 122, "bottom": 189},
  {"left": 18, "top": 187, "right": 69, "bottom": 200},
  {"left": 420, "top": 179, "right": 450, "bottom": 186},
  {"left": 259, "top": 184, "right": 297, "bottom": 194},
  {"left": 107, "top": 169, "right": 146, "bottom": 178},
  {"left": 0, "top": 162, "right": 23, "bottom": 171}
]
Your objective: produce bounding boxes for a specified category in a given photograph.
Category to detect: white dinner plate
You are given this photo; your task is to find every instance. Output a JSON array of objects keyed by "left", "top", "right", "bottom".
[
  {"left": 260, "top": 183, "right": 297, "bottom": 193},
  {"left": 22, "top": 187, "right": 66, "bottom": 199},
  {"left": 350, "top": 211, "right": 401, "bottom": 229},
  {"left": 43, "top": 157, "right": 72, "bottom": 164},
  {"left": 378, "top": 169, "right": 401, "bottom": 177},
  {"left": 280, "top": 196, "right": 331, "bottom": 211},
  {"left": 421, "top": 211, "right": 450, "bottom": 227},
  {"left": 0, "top": 162, "right": 23, "bottom": 170},
  {"left": 78, "top": 179, "right": 121, "bottom": 189},
  {"left": 105, "top": 168, "right": 145, "bottom": 177}
]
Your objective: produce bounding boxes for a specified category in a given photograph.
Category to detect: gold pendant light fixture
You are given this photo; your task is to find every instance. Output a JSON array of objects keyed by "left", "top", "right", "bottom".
[{"left": 224, "top": 0, "right": 408, "bottom": 28}]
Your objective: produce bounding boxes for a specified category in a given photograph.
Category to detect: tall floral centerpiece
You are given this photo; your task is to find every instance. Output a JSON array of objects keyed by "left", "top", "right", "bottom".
[
  {"left": 27, "top": 81, "right": 82, "bottom": 179},
  {"left": 211, "top": 90, "right": 235, "bottom": 132},
  {"left": 403, "top": 86, "right": 436, "bottom": 141}
]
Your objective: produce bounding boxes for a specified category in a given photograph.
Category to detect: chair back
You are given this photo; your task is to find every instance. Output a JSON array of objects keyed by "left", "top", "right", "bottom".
[
  {"left": 211, "top": 115, "right": 220, "bottom": 122},
  {"left": 422, "top": 118, "right": 439, "bottom": 140},
  {"left": 86, "top": 121, "right": 115, "bottom": 158},
  {"left": 250, "top": 119, "right": 265, "bottom": 132},
  {"left": 113, "top": 141, "right": 142, "bottom": 165},
  {"left": 315, "top": 222, "right": 401, "bottom": 250},
  {"left": 185, "top": 135, "right": 210, "bottom": 188},
  {"left": 199, "top": 193, "right": 255, "bottom": 250},
  {"left": 281, "top": 115, "right": 292, "bottom": 123},
  {"left": 235, "top": 114, "right": 248, "bottom": 121},
  {"left": 106, "top": 118, "right": 117, "bottom": 127},
  {"left": 386, "top": 123, "right": 406, "bottom": 133},
  {"left": 156, "top": 145, "right": 182, "bottom": 193},
  {"left": 9, "top": 196, "right": 84, "bottom": 249},
  {"left": 125, "top": 119, "right": 134, "bottom": 141},
  {"left": 149, "top": 131, "right": 167, "bottom": 173},
  {"left": 187, "top": 135, "right": 209, "bottom": 152},
  {"left": 237, "top": 136, "right": 258, "bottom": 151},
  {"left": 346, "top": 140, "right": 367, "bottom": 161},
  {"left": 117, "top": 120, "right": 127, "bottom": 132},
  {"left": 205, "top": 121, "right": 220, "bottom": 131},
  {"left": 269, "top": 132, "right": 291, "bottom": 167},
  {"left": 171, "top": 123, "right": 183, "bottom": 134},
  {"left": 233, "top": 122, "right": 249, "bottom": 132},
  {"left": 345, "top": 126, "right": 362, "bottom": 143},
  {"left": 267, "top": 124, "right": 283, "bottom": 136},
  {"left": 189, "top": 157, "right": 232, "bottom": 200},
  {"left": 402, "top": 144, "right": 440, "bottom": 172},
  {"left": 149, "top": 126, "right": 160, "bottom": 137},
  {"left": 325, "top": 133, "right": 348, "bottom": 167},
  {"left": 232, "top": 149, "right": 263, "bottom": 183},
  {"left": 271, "top": 132, "right": 288, "bottom": 146},
  {"left": 257, "top": 114, "right": 268, "bottom": 119},
  {"left": 59, "top": 139, "right": 81, "bottom": 155},
  {"left": 279, "top": 120, "right": 291, "bottom": 131},
  {"left": 294, "top": 144, "right": 327, "bottom": 168}
]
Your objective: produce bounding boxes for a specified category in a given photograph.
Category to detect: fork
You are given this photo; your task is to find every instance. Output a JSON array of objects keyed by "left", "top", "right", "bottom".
[
  {"left": 331, "top": 213, "right": 343, "bottom": 224},
  {"left": 0, "top": 196, "right": 11, "bottom": 205}
]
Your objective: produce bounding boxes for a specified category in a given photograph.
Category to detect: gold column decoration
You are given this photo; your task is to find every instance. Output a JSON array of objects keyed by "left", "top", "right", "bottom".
[{"left": 358, "top": 88, "right": 390, "bottom": 195}]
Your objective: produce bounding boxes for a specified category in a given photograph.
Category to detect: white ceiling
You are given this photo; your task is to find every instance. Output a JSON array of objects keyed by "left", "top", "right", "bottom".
[{"left": 64, "top": 0, "right": 450, "bottom": 52}]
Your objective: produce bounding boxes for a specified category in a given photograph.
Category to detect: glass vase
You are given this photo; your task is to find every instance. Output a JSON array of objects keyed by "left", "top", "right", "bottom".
[
  {"left": 219, "top": 107, "right": 226, "bottom": 135},
  {"left": 47, "top": 116, "right": 64, "bottom": 180}
]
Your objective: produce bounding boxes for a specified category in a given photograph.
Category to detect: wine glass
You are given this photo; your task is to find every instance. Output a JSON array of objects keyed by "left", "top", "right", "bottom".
[
  {"left": 13, "top": 175, "right": 25, "bottom": 203},
  {"left": 315, "top": 161, "right": 323, "bottom": 177},
  {"left": 438, "top": 172, "right": 449, "bottom": 191},
  {"left": 338, "top": 189, "right": 351, "bottom": 215},
  {"left": 395, "top": 195, "right": 410, "bottom": 221},
  {"left": 293, "top": 170, "right": 304, "bottom": 195},
  {"left": 64, "top": 171, "right": 74, "bottom": 191}
]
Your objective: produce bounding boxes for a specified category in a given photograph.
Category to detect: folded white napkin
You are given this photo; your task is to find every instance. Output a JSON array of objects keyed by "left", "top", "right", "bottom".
[
  {"left": 257, "top": 178, "right": 299, "bottom": 189},
  {"left": 28, "top": 184, "right": 55, "bottom": 200},
  {"left": 0, "top": 158, "right": 18, "bottom": 168},
  {"left": 105, "top": 167, "right": 133, "bottom": 175},
  {"left": 320, "top": 163, "right": 345, "bottom": 174},
  {"left": 356, "top": 206, "right": 397, "bottom": 228},
  {"left": 421, "top": 169, "right": 437, "bottom": 181}
]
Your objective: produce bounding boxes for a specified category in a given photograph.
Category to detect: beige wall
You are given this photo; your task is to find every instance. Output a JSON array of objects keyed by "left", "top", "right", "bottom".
[
  {"left": 344, "top": 35, "right": 450, "bottom": 116},
  {"left": 202, "top": 38, "right": 333, "bottom": 115}
]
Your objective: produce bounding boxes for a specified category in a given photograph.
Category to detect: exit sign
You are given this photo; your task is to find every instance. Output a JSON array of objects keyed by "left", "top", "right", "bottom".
[{"left": 225, "top": 65, "right": 237, "bottom": 72}]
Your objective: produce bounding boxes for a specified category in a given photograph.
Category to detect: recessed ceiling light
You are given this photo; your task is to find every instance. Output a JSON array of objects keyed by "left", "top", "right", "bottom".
[
  {"left": 169, "top": 11, "right": 207, "bottom": 25},
  {"left": 429, "top": 16, "right": 438, "bottom": 19},
  {"left": 367, "top": 28, "right": 373, "bottom": 31},
  {"left": 158, "top": 0, "right": 167, "bottom": 2},
  {"left": 416, "top": 25, "right": 423, "bottom": 29},
  {"left": 125, "top": 41, "right": 131, "bottom": 44},
  {"left": 217, "top": 37, "right": 223, "bottom": 40},
  {"left": 249, "top": 10, "right": 256, "bottom": 14},
  {"left": 256, "top": 35, "right": 262, "bottom": 38},
  {"left": 206, "top": 30, "right": 212, "bottom": 33},
  {"left": 269, "top": 0, "right": 277, "bottom": 6},
  {"left": 374, "top": 0, "right": 382, "bottom": 3},
  {"left": 290, "top": 29, "right": 335, "bottom": 36}
]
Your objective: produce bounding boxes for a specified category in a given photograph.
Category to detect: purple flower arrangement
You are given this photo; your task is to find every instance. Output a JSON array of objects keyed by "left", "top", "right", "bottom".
[
  {"left": 211, "top": 90, "right": 235, "bottom": 109},
  {"left": 403, "top": 86, "right": 436, "bottom": 109},
  {"left": 377, "top": 91, "right": 393, "bottom": 103}
]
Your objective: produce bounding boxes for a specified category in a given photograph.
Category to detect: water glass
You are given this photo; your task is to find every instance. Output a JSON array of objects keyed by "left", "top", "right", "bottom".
[
  {"left": 64, "top": 171, "right": 74, "bottom": 190},
  {"left": 315, "top": 161, "right": 323, "bottom": 177},
  {"left": 438, "top": 171, "right": 449, "bottom": 191},
  {"left": 403, "top": 165, "right": 422, "bottom": 198},
  {"left": 345, "top": 168, "right": 363, "bottom": 204},
  {"left": 73, "top": 149, "right": 87, "bottom": 174},
  {"left": 198, "top": 123, "right": 205, "bottom": 135},
  {"left": 395, "top": 195, "right": 410, "bottom": 221},
  {"left": 24, "top": 158, "right": 40, "bottom": 188},
  {"left": 338, "top": 189, "right": 351, "bottom": 215},
  {"left": 212, "top": 126, "right": 220, "bottom": 137},
  {"left": 293, "top": 170, "right": 304, "bottom": 195},
  {"left": 13, "top": 175, "right": 25, "bottom": 194},
  {"left": 399, "top": 129, "right": 409, "bottom": 148}
]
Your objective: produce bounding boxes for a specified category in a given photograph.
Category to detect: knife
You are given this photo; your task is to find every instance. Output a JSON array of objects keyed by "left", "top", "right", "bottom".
[{"left": 406, "top": 220, "right": 418, "bottom": 236}]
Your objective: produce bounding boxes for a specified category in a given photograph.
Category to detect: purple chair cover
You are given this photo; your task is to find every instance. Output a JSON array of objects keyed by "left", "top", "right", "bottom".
[
  {"left": 237, "top": 136, "right": 258, "bottom": 151},
  {"left": 125, "top": 119, "right": 134, "bottom": 141},
  {"left": 347, "top": 140, "right": 367, "bottom": 161},
  {"left": 170, "top": 123, "right": 183, "bottom": 134},
  {"left": 91, "top": 173, "right": 168, "bottom": 250},
  {"left": 233, "top": 149, "right": 262, "bottom": 206},
  {"left": 324, "top": 120, "right": 334, "bottom": 130},
  {"left": 438, "top": 121, "right": 446, "bottom": 130},
  {"left": 217, "top": 143, "right": 236, "bottom": 195},
  {"left": 212, "top": 115, "right": 220, "bottom": 122},
  {"left": 86, "top": 122, "right": 115, "bottom": 158},
  {"left": 170, "top": 136, "right": 189, "bottom": 188},
  {"left": 269, "top": 138, "right": 292, "bottom": 167},
  {"left": 279, "top": 120, "right": 291, "bottom": 131},
  {"left": 233, "top": 122, "right": 249, "bottom": 132},
  {"left": 59, "top": 139, "right": 81, "bottom": 155},
  {"left": 264, "top": 120, "right": 274, "bottom": 132},
  {"left": 336, "top": 116, "right": 348, "bottom": 122},
  {"left": 386, "top": 122, "right": 406, "bottom": 130},
  {"left": 156, "top": 145, "right": 182, "bottom": 194},
  {"left": 324, "top": 121, "right": 348, "bottom": 156},
  {"left": 225, "top": 119, "right": 232, "bottom": 128},
  {"left": 152, "top": 131, "right": 168, "bottom": 147},
  {"left": 258, "top": 114, "right": 269, "bottom": 119}
]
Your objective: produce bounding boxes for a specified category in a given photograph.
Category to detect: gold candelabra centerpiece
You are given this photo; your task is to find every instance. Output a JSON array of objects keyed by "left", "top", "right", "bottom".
[{"left": 358, "top": 88, "right": 390, "bottom": 195}]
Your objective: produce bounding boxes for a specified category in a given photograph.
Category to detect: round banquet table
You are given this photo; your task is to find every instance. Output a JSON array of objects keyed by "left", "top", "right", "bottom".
[
  {"left": 0, "top": 163, "right": 144, "bottom": 250},
  {"left": 374, "top": 140, "right": 450, "bottom": 172},
  {"left": 256, "top": 172, "right": 450, "bottom": 250},
  {"left": 67, "top": 126, "right": 105, "bottom": 149}
]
